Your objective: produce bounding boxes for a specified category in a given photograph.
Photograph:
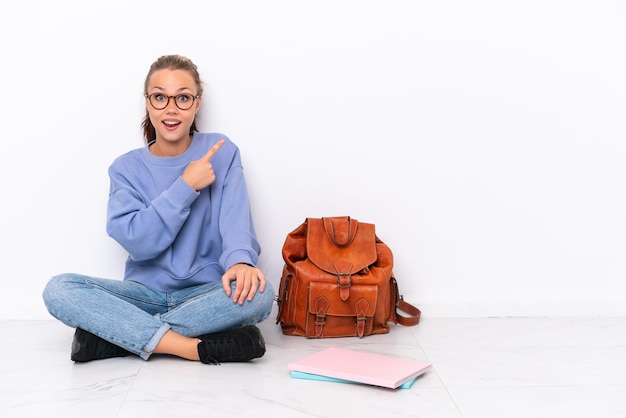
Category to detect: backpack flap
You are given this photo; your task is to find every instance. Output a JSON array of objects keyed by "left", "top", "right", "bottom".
[{"left": 306, "top": 216, "right": 377, "bottom": 276}]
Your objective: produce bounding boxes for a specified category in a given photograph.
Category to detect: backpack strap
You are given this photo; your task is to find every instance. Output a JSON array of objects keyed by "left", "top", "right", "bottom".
[
  {"left": 396, "top": 297, "right": 421, "bottom": 326},
  {"left": 390, "top": 276, "right": 421, "bottom": 326}
]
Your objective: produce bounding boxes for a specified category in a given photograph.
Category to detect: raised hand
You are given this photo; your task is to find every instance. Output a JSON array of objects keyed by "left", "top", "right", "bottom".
[{"left": 182, "top": 139, "right": 225, "bottom": 191}]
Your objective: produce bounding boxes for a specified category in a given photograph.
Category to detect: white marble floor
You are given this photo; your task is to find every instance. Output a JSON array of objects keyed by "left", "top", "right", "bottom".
[{"left": 2, "top": 311, "right": 625, "bottom": 418}]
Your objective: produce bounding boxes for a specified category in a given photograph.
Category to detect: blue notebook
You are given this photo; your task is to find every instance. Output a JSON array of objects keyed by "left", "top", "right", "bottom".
[{"left": 290, "top": 370, "right": 418, "bottom": 389}]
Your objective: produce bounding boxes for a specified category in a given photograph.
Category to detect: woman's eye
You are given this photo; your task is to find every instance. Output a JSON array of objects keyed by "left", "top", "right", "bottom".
[
  {"left": 154, "top": 94, "right": 166, "bottom": 102},
  {"left": 177, "top": 94, "right": 191, "bottom": 103}
]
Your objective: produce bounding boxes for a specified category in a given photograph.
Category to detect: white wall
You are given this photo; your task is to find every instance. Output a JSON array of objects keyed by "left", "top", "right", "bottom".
[{"left": 1, "top": 0, "right": 624, "bottom": 320}]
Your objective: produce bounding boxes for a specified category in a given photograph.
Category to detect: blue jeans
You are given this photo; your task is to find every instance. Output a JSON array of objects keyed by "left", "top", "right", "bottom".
[{"left": 42, "top": 273, "right": 275, "bottom": 360}]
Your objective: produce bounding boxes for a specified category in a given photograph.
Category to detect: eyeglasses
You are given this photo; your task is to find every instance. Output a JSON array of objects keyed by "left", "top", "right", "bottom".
[{"left": 145, "top": 93, "right": 200, "bottom": 110}]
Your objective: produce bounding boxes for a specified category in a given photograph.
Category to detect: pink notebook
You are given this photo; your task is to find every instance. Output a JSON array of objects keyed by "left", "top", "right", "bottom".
[{"left": 288, "top": 347, "right": 431, "bottom": 389}]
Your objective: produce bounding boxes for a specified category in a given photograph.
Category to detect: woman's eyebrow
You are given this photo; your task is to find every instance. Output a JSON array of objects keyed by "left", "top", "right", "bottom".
[{"left": 149, "top": 86, "right": 194, "bottom": 93}]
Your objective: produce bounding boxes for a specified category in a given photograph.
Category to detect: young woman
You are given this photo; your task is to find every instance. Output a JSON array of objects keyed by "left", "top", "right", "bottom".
[{"left": 42, "top": 55, "right": 275, "bottom": 364}]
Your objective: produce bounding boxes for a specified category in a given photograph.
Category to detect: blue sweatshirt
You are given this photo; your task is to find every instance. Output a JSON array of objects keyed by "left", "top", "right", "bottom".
[{"left": 106, "top": 133, "right": 260, "bottom": 292}]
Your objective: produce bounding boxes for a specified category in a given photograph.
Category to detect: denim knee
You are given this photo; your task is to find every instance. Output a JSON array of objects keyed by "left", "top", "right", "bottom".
[
  {"left": 42, "top": 273, "right": 83, "bottom": 320},
  {"left": 256, "top": 280, "right": 276, "bottom": 320},
  {"left": 42, "top": 274, "right": 63, "bottom": 310},
  {"left": 43, "top": 272, "right": 72, "bottom": 300}
]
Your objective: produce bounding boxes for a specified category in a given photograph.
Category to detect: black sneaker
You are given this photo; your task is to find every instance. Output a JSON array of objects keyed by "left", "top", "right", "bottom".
[
  {"left": 197, "top": 325, "right": 266, "bottom": 365},
  {"left": 71, "top": 328, "right": 132, "bottom": 362}
]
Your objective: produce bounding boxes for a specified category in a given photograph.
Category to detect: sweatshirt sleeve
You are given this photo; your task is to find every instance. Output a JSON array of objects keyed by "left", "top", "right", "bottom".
[
  {"left": 106, "top": 164, "right": 199, "bottom": 261},
  {"left": 217, "top": 146, "right": 261, "bottom": 270}
]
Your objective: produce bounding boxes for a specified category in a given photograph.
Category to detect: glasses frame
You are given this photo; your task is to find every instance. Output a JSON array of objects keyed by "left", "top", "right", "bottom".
[{"left": 145, "top": 93, "right": 200, "bottom": 110}]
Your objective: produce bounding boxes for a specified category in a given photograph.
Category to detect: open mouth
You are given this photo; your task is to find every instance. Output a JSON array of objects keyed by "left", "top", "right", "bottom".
[{"left": 163, "top": 120, "right": 181, "bottom": 130}]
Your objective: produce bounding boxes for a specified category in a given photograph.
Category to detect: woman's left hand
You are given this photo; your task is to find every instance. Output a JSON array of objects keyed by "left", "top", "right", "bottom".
[{"left": 221, "top": 263, "right": 266, "bottom": 305}]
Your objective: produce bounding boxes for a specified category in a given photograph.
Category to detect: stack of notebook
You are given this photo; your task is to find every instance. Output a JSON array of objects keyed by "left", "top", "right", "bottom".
[{"left": 288, "top": 347, "right": 432, "bottom": 389}]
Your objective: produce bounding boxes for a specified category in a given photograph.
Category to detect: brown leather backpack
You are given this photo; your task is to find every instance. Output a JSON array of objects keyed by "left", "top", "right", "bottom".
[{"left": 276, "top": 216, "right": 421, "bottom": 338}]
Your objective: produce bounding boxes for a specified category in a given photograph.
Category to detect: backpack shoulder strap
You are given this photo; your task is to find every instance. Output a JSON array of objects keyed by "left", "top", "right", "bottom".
[
  {"left": 390, "top": 276, "right": 421, "bottom": 326},
  {"left": 396, "top": 297, "right": 421, "bottom": 326}
]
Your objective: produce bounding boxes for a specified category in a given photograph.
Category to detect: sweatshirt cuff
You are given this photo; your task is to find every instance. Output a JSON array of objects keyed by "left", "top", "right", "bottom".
[
  {"left": 170, "top": 176, "right": 199, "bottom": 208},
  {"left": 223, "top": 249, "right": 256, "bottom": 270}
]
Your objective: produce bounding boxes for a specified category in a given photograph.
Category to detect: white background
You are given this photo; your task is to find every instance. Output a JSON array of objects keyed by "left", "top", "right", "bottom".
[{"left": 1, "top": 0, "right": 624, "bottom": 320}]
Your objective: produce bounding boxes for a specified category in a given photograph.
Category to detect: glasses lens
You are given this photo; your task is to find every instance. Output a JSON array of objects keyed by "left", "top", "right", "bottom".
[
  {"left": 149, "top": 94, "right": 168, "bottom": 110},
  {"left": 175, "top": 94, "right": 195, "bottom": 110}
]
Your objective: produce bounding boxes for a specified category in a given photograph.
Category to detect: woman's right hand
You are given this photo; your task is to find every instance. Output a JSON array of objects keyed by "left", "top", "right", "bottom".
[{"left": 182, "top": 139, "right": 224, "bottom": 191}]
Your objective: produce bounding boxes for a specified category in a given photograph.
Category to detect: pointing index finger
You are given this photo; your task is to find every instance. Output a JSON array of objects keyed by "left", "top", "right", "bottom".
[{"left": 203, "top": 139, "right": 225, "bottom": 161}]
